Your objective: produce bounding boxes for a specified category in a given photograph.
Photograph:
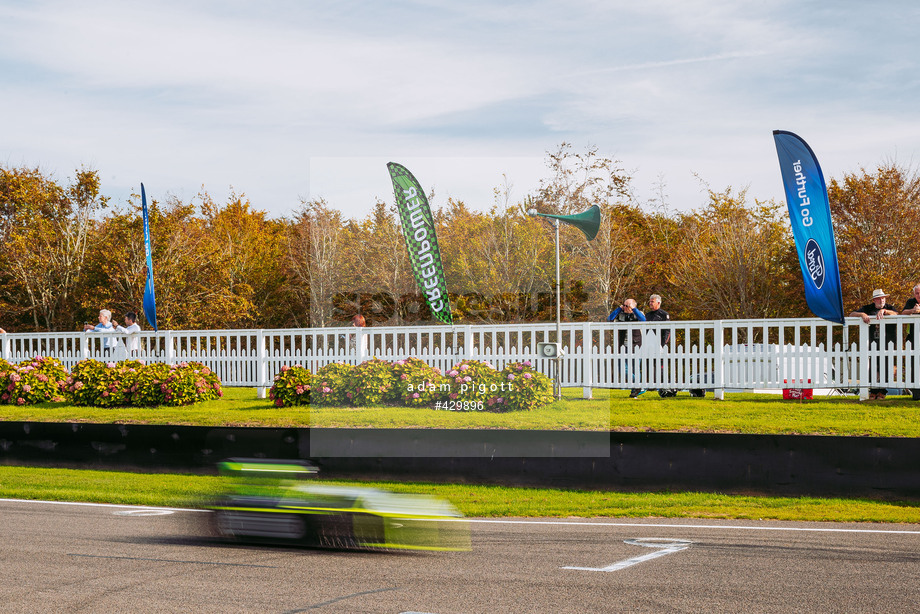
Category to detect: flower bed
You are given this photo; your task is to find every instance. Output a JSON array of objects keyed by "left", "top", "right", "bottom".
[
  {"left": 0, "top": 356, "right": 69, "bottom": 405},
  {"left": 270, "top": 358, "right": 554, "bottom": 412},
  {"left": 68, "top": 359, "right": 222, "bottom": 407}
]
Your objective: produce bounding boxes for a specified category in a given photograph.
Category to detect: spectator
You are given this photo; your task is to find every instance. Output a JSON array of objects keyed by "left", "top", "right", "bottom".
[
  {"left": 850, "top": 289, "right": 898, "bottom": 400},
  {"left": 83, "top": 309, "right": 118, "bottom": 355},
  {"left": 608, "top": 298, "right": 646, "bottom": 398},
  {"left": 646, "top": 294, "right": 676, "bottom": 397},
  {"left": 113, "top": 311, "right": 142, "bottom": 355},
  {"left": 900, "top": 284, "right": 920, "bottom": 400}
]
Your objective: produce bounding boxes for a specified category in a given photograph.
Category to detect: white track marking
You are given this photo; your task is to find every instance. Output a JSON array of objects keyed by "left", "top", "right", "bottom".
[
  {"left": 564, "top": 538, "right": 693, "bottom": 572},
  {"left": 113, "top": 509, "right": 175, "bottom": 516},
  {"left": 1, "top": 499, "right": 919, "bottom": 535},
  {"left": 463, "top": 519, "right": 920, "bottom": 535},
  {"left": 0, "top": 498, "right": 205, "bottom": 513}
]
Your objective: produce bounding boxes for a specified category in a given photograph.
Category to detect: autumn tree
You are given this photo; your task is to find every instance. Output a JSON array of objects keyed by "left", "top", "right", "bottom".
[
  {"left": 0, "top": 166, "right": 108, "bottom": 330},
  {"left": 669, "top": 186, "right": 797, "bottom": 320},
  {"left": 287, "top": 198, "right": 348, "bottom": 327},
  {"left": 829, "top": 162, "right": 920, "bottom": 309}
]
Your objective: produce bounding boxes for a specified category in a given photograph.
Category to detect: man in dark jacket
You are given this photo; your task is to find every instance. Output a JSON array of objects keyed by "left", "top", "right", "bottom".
[
  {"left": 646, "top": 294, "right": 676, "bottom": 397},
  {"left": 850, "top": 289, "right": 898, "bottom": 400}
]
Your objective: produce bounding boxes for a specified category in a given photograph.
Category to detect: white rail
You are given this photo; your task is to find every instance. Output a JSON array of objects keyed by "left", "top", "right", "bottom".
[{"left": 1, "top": 317, "right": 918, "bottom": 400}]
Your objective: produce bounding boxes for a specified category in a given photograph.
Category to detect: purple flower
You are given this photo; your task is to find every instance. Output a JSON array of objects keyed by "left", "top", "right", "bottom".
[
  {"left": 523, "top": 373, "right": 532, "bottom": 379},
  {"left": 508, "top": 374, "right": 515, "bottom": 380}
]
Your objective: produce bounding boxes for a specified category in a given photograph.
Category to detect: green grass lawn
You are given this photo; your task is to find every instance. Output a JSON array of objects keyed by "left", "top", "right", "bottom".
[
  {"left": 2, "top": 465, "right": 919, "bottom": 523},
  {"left": 1, "top": 386, "right": 920, "bottom": 436}
]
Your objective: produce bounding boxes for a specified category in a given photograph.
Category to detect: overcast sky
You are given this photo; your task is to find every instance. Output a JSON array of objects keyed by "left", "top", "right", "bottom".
[{"left": 2, "top": 0, "right": 918, "bottom": 220}]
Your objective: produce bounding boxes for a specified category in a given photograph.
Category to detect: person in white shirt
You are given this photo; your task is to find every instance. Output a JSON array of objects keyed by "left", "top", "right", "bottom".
[{"left": 112, "top": 312, "right": 142, "bottom": 354}]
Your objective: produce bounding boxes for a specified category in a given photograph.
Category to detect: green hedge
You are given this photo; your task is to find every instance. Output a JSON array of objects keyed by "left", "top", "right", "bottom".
[{"left": 269, "top": 358, "right": 554, "bottom": 412}]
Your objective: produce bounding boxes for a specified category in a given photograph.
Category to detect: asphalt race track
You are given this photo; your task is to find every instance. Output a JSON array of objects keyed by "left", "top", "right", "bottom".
[{"left": 2, "top": 499, "right": 920, "bottom": 613}]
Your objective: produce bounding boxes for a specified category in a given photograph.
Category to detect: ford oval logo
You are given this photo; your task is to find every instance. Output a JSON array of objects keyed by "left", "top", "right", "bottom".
[{"left": 804, "top": 239, "right": 825, "bottom": 289}]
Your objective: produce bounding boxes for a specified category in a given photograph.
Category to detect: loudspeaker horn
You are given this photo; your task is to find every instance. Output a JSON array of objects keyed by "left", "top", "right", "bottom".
[{"left": 527, "top": 205, "right": 601, "bottom": 241}]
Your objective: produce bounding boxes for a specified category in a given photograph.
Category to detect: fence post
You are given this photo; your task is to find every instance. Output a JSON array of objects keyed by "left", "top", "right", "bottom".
[
  {"left": 465, "top": 325, "right": 475, "bottom": 361},
  {"left": 356, "top": 328, "right": 368, "bottom": 363},
  {"left": 858, "top": 319, "right": 870, "bottom": 400},
  {"left": 165, "top": 330, "right": 174, "bottom": 364},
  {"left": 582, "top": 322, "right": 593, "bottom": 399},
  {"left": 0, "top": 333, "right": 7, "bottom": 361},
  {"left": 713, "top": 321, "right": 725, "bottom": 400},
  {"left": 257, "top": 330, "right": 268, "bottom": 399}
]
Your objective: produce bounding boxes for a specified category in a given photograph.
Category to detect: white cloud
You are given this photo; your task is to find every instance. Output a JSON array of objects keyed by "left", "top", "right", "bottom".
[{"left": 1, "top": 0, "right": 919, "bottom": 221}]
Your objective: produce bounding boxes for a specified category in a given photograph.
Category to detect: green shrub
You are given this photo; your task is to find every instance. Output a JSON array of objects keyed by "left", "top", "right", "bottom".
[
  {"left": 0, "top": 356, "right": 69, "bottom": 405},
  {"left": 394, "top": 357, "right": 448, "bottom": 407},
  {"left": 444, "top": 360, "right": 501, "bottom": 409},
  {"left": 313, "top": 362, "right": 355, "bottom": 406},
  {"left": 345, "top": 357, "right": 395, "bottom": 406},
  {"left": 493, "top": 360, "right": 554, "bottom": 411},
  {"left": 269, "top": 365, "right": 312, "bottom": 407},
  {"left": 69, "top": 359, "right": 222, "bottom": 407}
]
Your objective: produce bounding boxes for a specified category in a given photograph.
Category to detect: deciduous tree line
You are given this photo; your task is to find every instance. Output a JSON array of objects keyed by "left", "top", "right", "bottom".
[{"left": 2, "top": 144, "right": 919, "bottom": 332}]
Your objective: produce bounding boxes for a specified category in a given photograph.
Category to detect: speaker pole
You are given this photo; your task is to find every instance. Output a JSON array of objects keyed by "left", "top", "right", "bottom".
[
  {"left": 528, "top": 203, "right": 602, "bottom": 401},
  {"left": 554, "top": 218, "right": 562, "bottom": 400}
]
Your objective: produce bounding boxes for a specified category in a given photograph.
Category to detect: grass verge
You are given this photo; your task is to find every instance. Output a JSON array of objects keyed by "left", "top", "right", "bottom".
[
  {"left": 1, "top": 465, "right": 918, "bottom": 524},
  {"left": 3, "top": 387, "right": 920, "bottom": 436}
]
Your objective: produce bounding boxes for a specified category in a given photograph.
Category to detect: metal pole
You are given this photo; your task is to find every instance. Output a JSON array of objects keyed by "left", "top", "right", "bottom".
[{"left": 554, "top": 219, "right": 562, "bottom": 399}]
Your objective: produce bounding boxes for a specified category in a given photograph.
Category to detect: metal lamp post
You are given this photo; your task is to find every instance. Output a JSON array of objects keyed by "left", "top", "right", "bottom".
[{"left": 528, "top": 204, "right": 601, "bottom": 400}]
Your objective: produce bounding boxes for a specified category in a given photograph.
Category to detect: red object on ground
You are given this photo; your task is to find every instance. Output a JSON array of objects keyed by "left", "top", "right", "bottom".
[{"left": 783, "top": 379, "right": 813, "bottom": 400}]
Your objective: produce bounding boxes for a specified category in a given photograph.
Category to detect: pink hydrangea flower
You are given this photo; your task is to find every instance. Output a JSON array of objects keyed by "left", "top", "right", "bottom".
[
  {"left": 524, "top": 373, "right": 532, "bottom": 379},
  {"left": 106, "top": 362, "right": 116, "bottom": 368},
  {"left": 16, "top": 397, "right": 25, "bottom": 405},
  {"left": 412, "top": 393, "right": 420, "bottom": 399},
  {"left": 460, "top": 364, "right": 469, "bottom": 371},
  {"left": 508, "top": 374, "right": 515, "bottom": 380}
]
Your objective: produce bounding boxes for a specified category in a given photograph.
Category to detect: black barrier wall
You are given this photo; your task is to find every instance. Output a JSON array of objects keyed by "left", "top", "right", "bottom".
[{"left": 0, "top": 422, "right": 918, "bottom": 499}]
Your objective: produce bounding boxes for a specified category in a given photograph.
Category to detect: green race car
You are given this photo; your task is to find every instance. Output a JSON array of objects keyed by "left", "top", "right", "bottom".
[{"left": 208, "top": 459, "right": 470, "bottom": 552}]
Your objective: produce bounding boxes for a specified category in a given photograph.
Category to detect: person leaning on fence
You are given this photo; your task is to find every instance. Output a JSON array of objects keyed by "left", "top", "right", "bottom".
[
  {"left": 646, "top": 294, "right": 677, "bottom": 397},
  {"left": 901, "top": 284, "right": 920, "bottom": 401},
  {"left": 83, "top": 309, "right": 118, "bottom": 355},
  {"left": 113, "top": 311, "right": 142, "bottom": 355},
  {"left": 608, "top": 298, "right": 646, "bottom": 398},
  {"left": 850, "top": 289, "right": 899, "bottom": 400}
]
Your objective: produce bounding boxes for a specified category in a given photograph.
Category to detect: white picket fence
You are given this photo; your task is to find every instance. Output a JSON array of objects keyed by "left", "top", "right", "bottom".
[{"left": 2, "top": 317, "right": 919, "bottom": 400}]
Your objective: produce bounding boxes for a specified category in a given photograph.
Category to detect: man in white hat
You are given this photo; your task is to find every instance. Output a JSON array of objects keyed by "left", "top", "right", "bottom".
[{"left": 850, "top": 289, "right": 899, "bottom": 399}]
